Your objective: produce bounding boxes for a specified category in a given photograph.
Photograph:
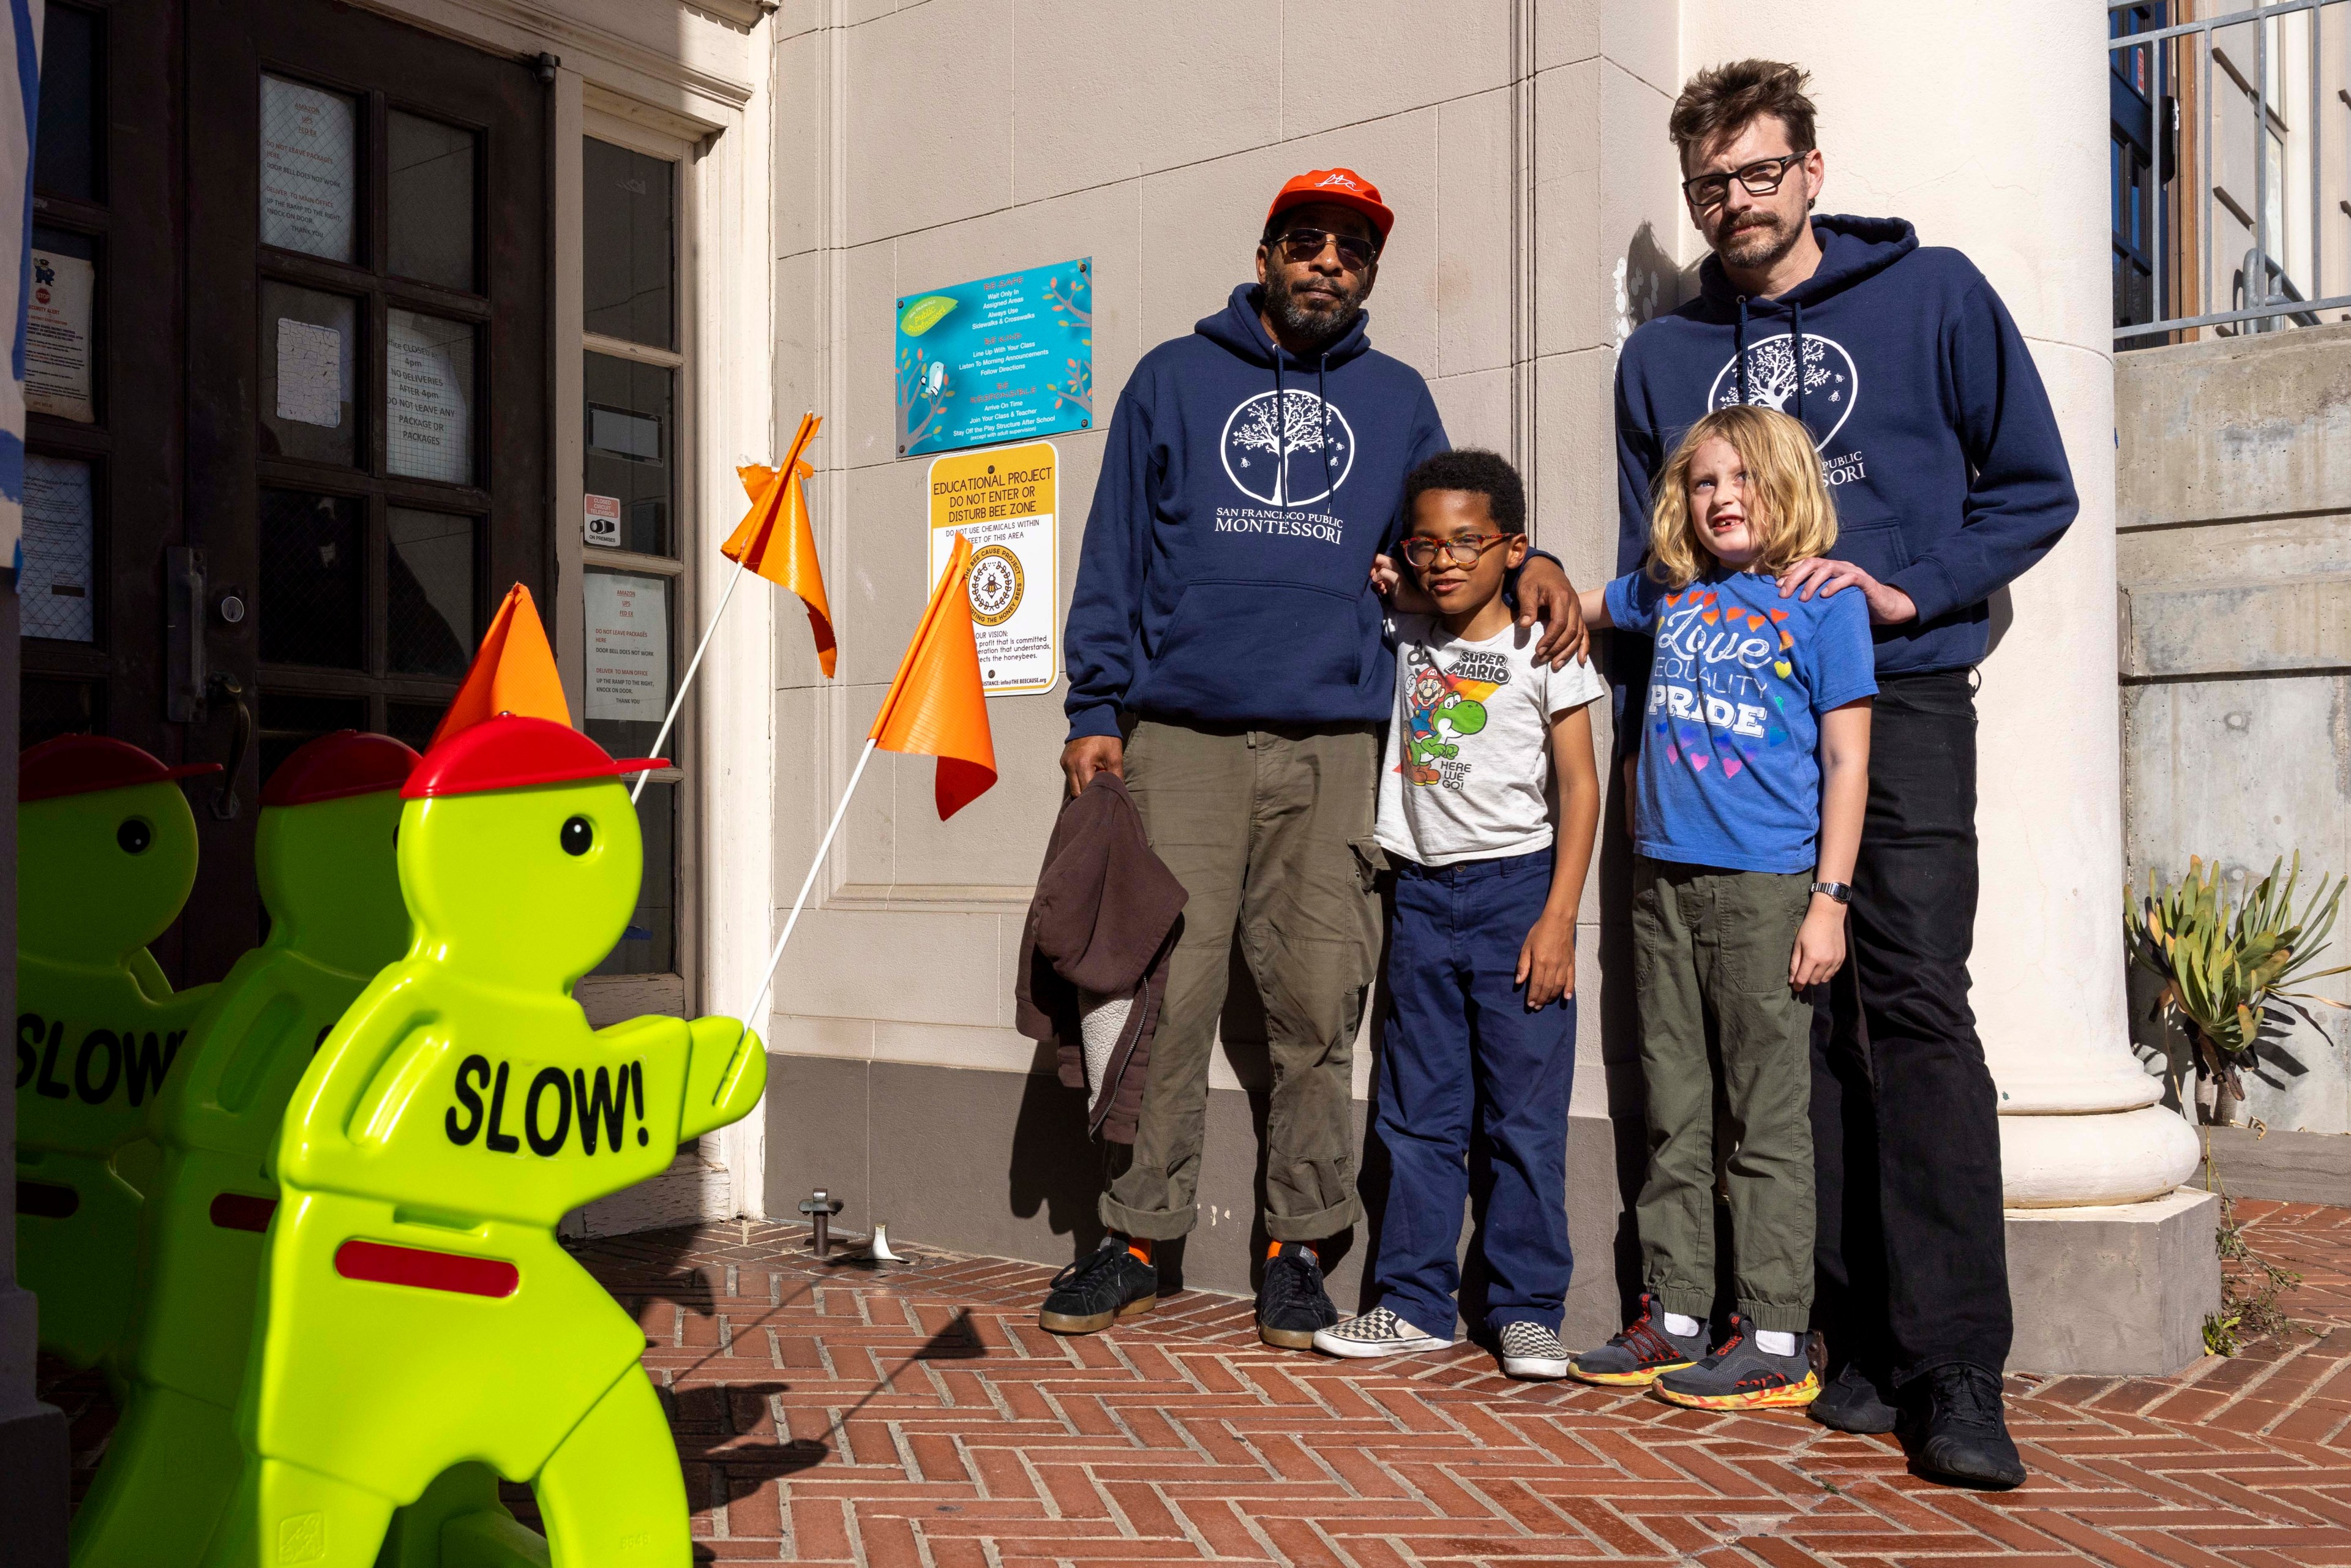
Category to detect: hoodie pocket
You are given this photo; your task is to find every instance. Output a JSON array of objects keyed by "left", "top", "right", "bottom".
[
  {"left": 1831, "top": 519, "right": 1913, "bottom": 582},
  {"left": 1140, "top": 579, "right": 1364, "bottom": 715}
]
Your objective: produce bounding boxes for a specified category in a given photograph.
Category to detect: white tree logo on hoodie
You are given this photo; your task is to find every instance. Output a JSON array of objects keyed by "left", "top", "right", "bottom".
[
  {"left": 1706, "top": 331, "right": 1858, "bottom": 451},
  {"left": 1221, "top": 388, "right": 1355, "bottom": 507}
]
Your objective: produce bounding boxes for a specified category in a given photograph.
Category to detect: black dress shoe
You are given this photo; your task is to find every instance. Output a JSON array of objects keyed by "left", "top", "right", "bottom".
[
  {"left": 1901, "top": 1362, "right": 2028, "bottom": 1490},
  {"left": 1809, "top": 1359, "right": 1899, "bottom": 1434}
]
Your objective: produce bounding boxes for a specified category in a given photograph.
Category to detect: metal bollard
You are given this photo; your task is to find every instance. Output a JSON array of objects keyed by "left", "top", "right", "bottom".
[{"left": 798, "top": 1188, "right": 844, "bottom": 1258}]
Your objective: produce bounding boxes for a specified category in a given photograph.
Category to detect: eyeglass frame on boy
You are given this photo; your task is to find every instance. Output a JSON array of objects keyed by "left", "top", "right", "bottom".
[
  {"left": 1399, "top": 532, "right": 1512, "bottom": 570},
  {"left": 1680, "top": 151, "right": 1807, "bottom": 209},
  {"left": 1267, "top": 226, "right": 1381, "bottom": 272}
]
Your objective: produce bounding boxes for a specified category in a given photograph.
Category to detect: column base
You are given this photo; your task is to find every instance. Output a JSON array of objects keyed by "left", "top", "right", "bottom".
[
  {"left": 2004, "top": 1188, "right": 2220, "bottom": 1376},
  {"left": 1999, "top": 1101, "right": 2202, "bottom": 1206}
]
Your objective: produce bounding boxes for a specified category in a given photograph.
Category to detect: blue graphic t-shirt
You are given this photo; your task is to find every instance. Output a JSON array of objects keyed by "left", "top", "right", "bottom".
[{"left": 1603, "top": 568, "right": 1877, "bottom": 874}]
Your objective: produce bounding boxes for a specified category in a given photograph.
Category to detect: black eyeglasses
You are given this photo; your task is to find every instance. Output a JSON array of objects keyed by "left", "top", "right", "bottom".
[
  {"left": 1269, "top": 227, "right": 1379, "bottom": 271},
  {"left": 1400, "top": 533, "right": 1509, "bottom": 569},
  {"left": 1680, "top": 152, "right": 1807, "bottom": 209}
]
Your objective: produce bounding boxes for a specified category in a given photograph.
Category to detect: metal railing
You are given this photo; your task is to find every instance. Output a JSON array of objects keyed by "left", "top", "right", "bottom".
[{"left": 2109, "top": 0, "right": 2351, "bottom": 344}]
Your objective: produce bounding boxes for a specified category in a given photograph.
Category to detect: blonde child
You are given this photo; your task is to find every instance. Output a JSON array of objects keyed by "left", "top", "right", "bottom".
[{"left": 1570, "top": 405, "right": 1872, "bottom": 1409}]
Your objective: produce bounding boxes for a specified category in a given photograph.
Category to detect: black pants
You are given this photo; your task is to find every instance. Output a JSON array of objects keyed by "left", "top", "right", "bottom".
[{"left": 1810, "top": 669, "right": 2011, "bottom": 1386}]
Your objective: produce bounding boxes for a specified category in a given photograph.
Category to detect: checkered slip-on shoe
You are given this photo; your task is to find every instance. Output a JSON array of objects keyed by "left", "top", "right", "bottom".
[
  {"left": 1310, "top": 1307, "right": 1452, "bottom": 1360},
  {"left": 1496, "top": 1321, "right": 1569, "bottom": 1381}
]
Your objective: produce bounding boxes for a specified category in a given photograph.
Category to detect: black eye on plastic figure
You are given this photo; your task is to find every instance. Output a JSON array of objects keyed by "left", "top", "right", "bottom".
[
  {"left": 117, "top": 818, "right": 152, "bottom": 855},
  {"left": 560, "top": 816, "right": 594, "bottom": 857}
]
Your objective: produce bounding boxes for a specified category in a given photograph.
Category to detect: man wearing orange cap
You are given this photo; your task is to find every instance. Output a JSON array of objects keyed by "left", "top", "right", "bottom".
[{"left": 1052, "top": 168, "right": 1589, "bottom": 1349}]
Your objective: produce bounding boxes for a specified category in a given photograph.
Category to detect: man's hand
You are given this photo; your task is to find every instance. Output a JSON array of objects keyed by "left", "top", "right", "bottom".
[
  {"left": 1516, "top": 909, "right": 1577, "bottom": 1010},
  {"left": 1060, "top": 735, "right": 1124, "bottom": 797},
  {"left": 1789, "top": 896, "right": 1848, "bottom": 989},
  {"left": 1514, "top": 556, "right": 1590, "bottom": 669},
  {"left": 1777, "top": 557, "right": 1918, "bottom": 625}
]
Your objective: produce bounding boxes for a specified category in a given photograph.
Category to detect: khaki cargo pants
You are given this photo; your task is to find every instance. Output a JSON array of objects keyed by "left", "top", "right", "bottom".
[{"left": 1100, "top": 719, "right": 1382, "bottom": 1242}]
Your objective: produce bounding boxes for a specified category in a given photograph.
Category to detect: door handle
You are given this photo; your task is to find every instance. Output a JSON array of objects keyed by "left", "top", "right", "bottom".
[{"left": 205, "top": 673, "right": 252, "bottom": 820}]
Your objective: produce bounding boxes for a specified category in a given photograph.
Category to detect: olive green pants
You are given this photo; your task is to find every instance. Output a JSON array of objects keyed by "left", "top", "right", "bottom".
[
  {"left": 1100, "top": 719, "right": 1381, "bottom": 1242},
  {"left": 1631, "top": 857, "right": 1817, "bottom": 1334}
]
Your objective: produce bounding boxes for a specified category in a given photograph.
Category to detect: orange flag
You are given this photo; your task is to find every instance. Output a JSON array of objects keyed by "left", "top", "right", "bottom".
[
  {"left": 869, "top": 533, "right": 997, "bottom": 820},
  {"left": 721, "top": 412, "right": 836, "bottom": 678},
  {"left": 429, "top": 583, "right": 570, "bottom": 748}
]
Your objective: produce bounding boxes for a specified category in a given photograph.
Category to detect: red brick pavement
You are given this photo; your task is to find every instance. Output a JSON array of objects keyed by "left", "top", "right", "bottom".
[{"left": 38, "top": 1198, "right": 2351, "bottom": 1566}]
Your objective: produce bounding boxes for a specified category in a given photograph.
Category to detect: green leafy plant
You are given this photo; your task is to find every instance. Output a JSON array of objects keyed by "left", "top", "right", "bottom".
[
  {"left": 2124, "top": 854, "right": 2349, "bottom": 1104},
  {"left": 2202, "top": 1190, "right": 2304, "bottom": 1355}
]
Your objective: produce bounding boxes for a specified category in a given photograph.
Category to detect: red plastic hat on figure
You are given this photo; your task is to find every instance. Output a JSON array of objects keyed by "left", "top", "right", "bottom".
[
  {"left": 260, "top": 732, "right": 422, "bottom": 808},
  {"left": 22, "top": 735, "right": 221, "bottom": 804}
]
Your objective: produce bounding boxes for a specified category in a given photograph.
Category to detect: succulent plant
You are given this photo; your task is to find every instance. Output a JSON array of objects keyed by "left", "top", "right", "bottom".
[{"left": 2126, "top": 853, "right": 2349, "bottom": 1101}]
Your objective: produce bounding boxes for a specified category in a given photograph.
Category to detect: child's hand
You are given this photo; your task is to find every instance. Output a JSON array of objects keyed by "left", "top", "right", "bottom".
[
  {"left": 1517, "top": 910, "right": 1577, "bottom": 1009},
  {"left": 1370, "top": 555, "right": 1402, "bottom": 596},
  {"left": 1789, "top": 898, "right": 1847, "bottom": 989}
]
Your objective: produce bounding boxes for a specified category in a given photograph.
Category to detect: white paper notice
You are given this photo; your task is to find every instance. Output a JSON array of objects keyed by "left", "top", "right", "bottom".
[
  {"left": 21, "top": 456, "right": 94, "bottom": 642},
  {"left": 26, "top": 251, "right": 94, "bottom": 423},
  {"left": 260, "top": 75, "right": 356, "bottom": 261},
  {"left": 926, "top": 440, "right": 1060, "bottom": 697},
  {"left": 585, "top": 572, "right": 670, "bottom": 722},
  {"left": 386, "top": 309, "right": 473, "bottom": 484},
  {"left": 584, "top": 493, "right": 622, "bottom": 549},
  {"left": 275, "top": 319, "right": 343, "bottom": 427}
]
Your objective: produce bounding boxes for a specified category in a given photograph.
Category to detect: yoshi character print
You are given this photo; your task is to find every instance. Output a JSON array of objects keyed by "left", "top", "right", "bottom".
[{"left": 1375, "top": 612, "right": 1606, "bottom": 870}]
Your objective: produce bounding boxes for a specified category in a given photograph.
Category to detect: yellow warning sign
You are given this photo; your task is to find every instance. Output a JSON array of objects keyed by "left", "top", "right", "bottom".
[{"left": 928, "top": 441, "right": 1057, "bottom": 697}]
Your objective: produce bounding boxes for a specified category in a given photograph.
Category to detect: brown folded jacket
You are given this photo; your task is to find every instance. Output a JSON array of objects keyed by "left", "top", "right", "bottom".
[{"left": 1013, "top": 773, "right": 1187, "bottom": 1142}]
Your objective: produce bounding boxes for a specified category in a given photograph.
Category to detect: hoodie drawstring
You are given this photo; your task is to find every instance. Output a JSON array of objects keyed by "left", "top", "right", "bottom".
[
  {"left": 1318, "top": 355, "right": 1333, "bottom": 503},
  {"left": 1273, "top": 353, "right": 1288, "bottom": 510},
  {"left": 1790, "top": 298, "right": 1805, "bottom": 425},
  {"left": 1734, "top": 296, "right": 1750, "bottom": 407}
]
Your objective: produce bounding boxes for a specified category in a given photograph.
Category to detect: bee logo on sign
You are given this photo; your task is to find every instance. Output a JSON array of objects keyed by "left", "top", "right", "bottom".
[{"left": 928, "top": 441, "right": 1058, "bottom": 696}]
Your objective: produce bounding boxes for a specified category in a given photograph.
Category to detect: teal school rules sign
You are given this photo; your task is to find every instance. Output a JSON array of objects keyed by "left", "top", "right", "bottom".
[{"left": 895, "top": 258, "right": 1092, "bottom": 457}]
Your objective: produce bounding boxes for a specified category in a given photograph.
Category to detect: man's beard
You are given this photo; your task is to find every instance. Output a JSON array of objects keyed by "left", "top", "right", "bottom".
[
  {"left": 1265, "top": 272, "right": 1365, "bottom": 351},
  {"left": 1715, "top": 208, "right": 1802, "bottom": 272}
]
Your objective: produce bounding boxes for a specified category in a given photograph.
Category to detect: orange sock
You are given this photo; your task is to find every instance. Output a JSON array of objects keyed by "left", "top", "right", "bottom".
[
  {"left": 1268, "top": 1239, "right": 1316, "bottom": 1261},
  {"left": 1125, "top": 1236, "right": 1154, "bottom": 1264}
]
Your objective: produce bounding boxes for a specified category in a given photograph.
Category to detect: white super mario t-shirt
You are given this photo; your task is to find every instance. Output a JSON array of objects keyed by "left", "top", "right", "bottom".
[{"left": 1375, "top": 615, "right": 1606, "bottom": 868}]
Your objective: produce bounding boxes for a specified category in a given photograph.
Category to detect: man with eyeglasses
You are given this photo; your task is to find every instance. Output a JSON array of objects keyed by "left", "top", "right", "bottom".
[
  {"left": 1611, "top": 61, "right": 2077, "bottom": 1490},
  {"left": 1047, "top": 168, "right": 1588, "bottom": 1351}
]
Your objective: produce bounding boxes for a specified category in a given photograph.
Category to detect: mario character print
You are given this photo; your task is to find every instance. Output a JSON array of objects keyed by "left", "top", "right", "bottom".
[{"left": 1401, "top": 643, "right": 1492, "bottom": 789}]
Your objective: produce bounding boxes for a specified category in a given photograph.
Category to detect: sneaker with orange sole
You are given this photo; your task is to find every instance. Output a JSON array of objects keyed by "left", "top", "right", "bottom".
[{"left": 1652, "top": 1315, "right": 1821, "bottom": 1411}]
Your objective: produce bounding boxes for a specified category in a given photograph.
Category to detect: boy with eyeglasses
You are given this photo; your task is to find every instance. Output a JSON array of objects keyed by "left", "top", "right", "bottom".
[{"left": 1311, "top": 449, "right": 1602, "bottom": 1380}]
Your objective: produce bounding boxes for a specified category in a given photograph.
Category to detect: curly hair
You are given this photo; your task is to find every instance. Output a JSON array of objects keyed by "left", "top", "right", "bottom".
[
  {"left": 1646, "top": 406, "right": 1837, "bottom": 589},
  {"left": 1404, "top": 448, "right": 1526, "bottom": 535},
  {"left": 1668, "top": 59, "right": 1818, "bottom": 170}
]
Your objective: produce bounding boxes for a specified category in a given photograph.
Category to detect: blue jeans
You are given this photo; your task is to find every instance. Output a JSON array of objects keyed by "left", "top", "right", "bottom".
[{"left": 1370, "top": 849, "right": 1576, "bottom": 1338}]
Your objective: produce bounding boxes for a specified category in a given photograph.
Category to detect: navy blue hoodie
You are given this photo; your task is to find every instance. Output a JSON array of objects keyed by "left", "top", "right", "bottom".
[
  {"left": 1614, "top": 216, "right": 2077, "bottom": 690},
  {"left": 1063, "top": 283, "right": 1449, "bottom": 740}
]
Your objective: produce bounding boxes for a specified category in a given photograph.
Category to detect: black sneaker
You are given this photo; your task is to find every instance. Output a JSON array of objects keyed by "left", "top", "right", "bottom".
[
  {"left": 1652, "top": 1315, "right": 1821, "bottom": 1411},
  {"left": 1901, "top": 1363, "right": 2028, "bottom": 1490},
  {"left": 1568, "top": 1293, "right": 1708, "bottom": 1387},
  {"left": 1258, "top": 1242, "right": 1338, "bottom": 1348},
  {"left": 1037, "top": 1237, "right": 1158, "bottom": 1335},
  {"left": 1810, "top": 1357, "right": 1899, "bottom": 1434}
]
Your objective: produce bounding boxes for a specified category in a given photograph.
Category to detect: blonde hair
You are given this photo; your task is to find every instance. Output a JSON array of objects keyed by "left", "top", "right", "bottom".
[{"left": 1646, "top": 405, "right": 1837, "bottom": 588}]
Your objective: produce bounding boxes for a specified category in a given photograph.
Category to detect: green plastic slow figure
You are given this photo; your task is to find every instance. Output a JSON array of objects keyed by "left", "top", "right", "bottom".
[
  {"left": 71, "top": 732, "right": 421, "bottom": 1568},
  {"left": 15, "top": 735, "right": 222, "bottom": 1387},
  {"left": 202, "top": 713, "right": 767, "bottom": 1568}
]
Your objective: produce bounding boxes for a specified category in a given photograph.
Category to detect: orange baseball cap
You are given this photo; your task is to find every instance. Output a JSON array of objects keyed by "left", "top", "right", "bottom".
[{"left": 1265, "top": 168, "right": 1394, "bottom": 244}]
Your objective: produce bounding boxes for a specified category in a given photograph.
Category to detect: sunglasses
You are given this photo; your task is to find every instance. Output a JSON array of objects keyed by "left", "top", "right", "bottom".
[
  {"left": 1268, "top": 227, "right": 1380, "bottom": 271},
  {"left": 1680, "top": 152, "right": 1807, "bottom": 209},
  {"left": 1400, "top": 533, "right": 1510, "bottom": 569}
]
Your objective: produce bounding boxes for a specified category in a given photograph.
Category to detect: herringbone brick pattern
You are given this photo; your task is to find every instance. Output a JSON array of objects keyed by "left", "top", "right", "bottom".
[{"left": 38, "top": 1198, "right": 2351, "bottom": 1566}]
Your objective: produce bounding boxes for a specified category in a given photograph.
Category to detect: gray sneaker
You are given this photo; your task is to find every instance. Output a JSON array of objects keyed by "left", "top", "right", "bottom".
[
  {"left": 1496, "top": 1321, "right": 1569, "bottom": 1381},
  {"left": 1568, "top": 1293, "right": 1709, "bottom": 1388},
  {"left": 1652, "top": 1315, "right": 1821, "bottom": 1411}
]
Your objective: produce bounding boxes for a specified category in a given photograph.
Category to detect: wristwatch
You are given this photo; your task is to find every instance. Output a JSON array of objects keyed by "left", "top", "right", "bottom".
[{"left": 1809, "top": 880, "right": 1852, "bottom": 905}]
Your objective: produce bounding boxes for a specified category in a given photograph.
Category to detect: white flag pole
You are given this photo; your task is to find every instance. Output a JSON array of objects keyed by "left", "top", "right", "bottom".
[
  {"left": 629, "top": 413, "right": 820, "bottom": 803},
  {"left": 630, "top": 556, "right": 749, "bottom": 804},
  {"left": 722, "top": 737, "right": 879, "bottom": 1071}
]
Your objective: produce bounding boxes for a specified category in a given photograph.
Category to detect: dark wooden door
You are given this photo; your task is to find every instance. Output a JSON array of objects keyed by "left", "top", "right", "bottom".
[{"left": 20, "top": 0, "right": 549, "bottom": 984}]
